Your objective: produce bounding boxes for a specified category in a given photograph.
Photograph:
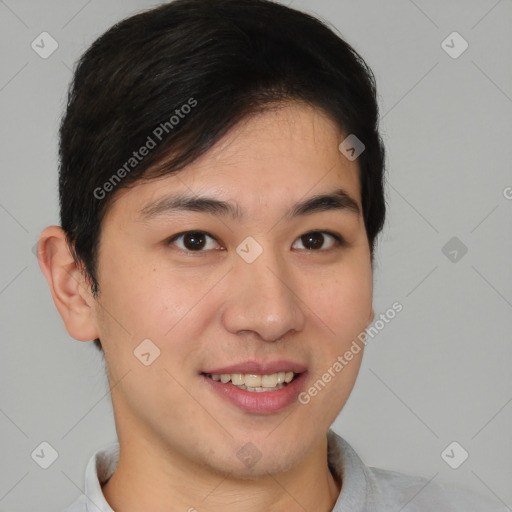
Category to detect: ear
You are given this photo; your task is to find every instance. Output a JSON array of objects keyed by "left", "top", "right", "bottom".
[
  {"left": 37, "top": 226, "right": 99, "bottom": 342},
  {"left": 368, "top": 307, "right": 375, "bottom": 325}
]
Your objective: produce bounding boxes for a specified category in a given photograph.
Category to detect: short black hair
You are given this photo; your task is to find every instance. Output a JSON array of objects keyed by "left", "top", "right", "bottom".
[{"left": 58, "top": 0, "right": 387, "bottom": 352}]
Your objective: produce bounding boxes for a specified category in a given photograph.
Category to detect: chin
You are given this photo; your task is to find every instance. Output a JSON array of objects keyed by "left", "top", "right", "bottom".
[
  {"left": 210, "top": 452, "right": 303, "bottom": 481},
  {"left": 213, "top": 436, "right": 309, "bottom": 479}
]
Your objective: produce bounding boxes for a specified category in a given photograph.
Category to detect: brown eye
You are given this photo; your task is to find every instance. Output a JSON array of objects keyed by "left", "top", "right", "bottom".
[
  {"left": 292, "top": 231, "right": 342, "bottom": 251},
  {"left": 168, "top": 231, "right": 221, "bottom": 252},
  {"left": 182, "top": 232, "right": 207, "bottom": 250}
]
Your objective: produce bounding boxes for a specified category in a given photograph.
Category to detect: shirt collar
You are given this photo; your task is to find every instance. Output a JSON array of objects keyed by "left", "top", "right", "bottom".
[
  {"left": 327, "top": 429, "right": 373, "bottom": 511},
  {"left": 81, "top": 430, "right": 371, "bottom": 512},
  {"left": 83, "top": 441, "right": 118, "bottom": 512}
]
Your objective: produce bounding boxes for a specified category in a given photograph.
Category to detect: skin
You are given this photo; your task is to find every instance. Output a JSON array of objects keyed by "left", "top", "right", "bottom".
[{"left": 38, "top": 102, "right": 375, "bottom": 512}]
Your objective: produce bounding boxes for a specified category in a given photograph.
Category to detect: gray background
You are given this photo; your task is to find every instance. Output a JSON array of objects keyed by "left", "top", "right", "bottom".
[{"left": 0, "top": 0, "right": 511, "bottom": 510}]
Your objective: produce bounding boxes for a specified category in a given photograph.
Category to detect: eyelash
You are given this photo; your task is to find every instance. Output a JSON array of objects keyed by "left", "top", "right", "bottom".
[{"left": 166, "top": 230, "right": 346, "bottom": 254}]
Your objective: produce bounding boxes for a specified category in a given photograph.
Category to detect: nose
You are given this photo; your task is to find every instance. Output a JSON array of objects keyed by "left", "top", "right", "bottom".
[{"left": 220, "top": 243, "right": 306, "bottom": 342}]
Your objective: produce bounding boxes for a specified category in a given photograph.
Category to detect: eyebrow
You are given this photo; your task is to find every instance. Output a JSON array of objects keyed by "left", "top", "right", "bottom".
[{"left": 138, "top": 187, "right": 361, "bottom": 221}]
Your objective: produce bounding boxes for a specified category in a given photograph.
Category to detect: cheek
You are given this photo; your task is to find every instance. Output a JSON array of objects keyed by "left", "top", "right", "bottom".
[
  {"left": 97, "top": 258, "right": 221, "bottom": 376},
  {"left": 98, "top": 257, "right": 191, "bottom": 338},
  {"left": 307, "top": 261, "right": 373, "bottom": 343}
]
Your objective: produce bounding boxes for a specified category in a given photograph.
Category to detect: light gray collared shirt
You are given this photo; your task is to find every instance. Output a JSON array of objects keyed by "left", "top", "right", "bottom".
[{"left": 63, "top": 429, "right": 505, "bottom": 511}]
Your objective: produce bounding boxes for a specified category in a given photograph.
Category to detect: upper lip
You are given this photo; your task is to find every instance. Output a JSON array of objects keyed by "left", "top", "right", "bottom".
[{"left": 202, "top": 360, "right": 307, "bottom": 375}]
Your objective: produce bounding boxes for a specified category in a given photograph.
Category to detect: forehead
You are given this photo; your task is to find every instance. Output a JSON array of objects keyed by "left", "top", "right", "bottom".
[
  {"left": 105, "top": 102, "right": 361, "bottom": 223},
  {"left": 200, "top": 103, "right": 354, "bottom": 172}
]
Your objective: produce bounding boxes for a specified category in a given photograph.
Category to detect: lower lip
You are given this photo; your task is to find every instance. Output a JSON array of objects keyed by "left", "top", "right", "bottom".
[{"left": 201, "top": 372, "right": 308, "bottom": 414}]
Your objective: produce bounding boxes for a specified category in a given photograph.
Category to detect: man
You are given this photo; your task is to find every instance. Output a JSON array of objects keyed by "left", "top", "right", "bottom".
[{"left": 37, "top": 1, "right": 504, "bottom": 510}]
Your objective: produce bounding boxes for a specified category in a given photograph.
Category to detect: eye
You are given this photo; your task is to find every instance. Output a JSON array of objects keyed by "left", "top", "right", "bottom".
[
  {"left": 292, "top": 231, "right": 344, "bottom": 251},
  {"left": 167, "top": 231, "right": 222, "bottom": 252}
]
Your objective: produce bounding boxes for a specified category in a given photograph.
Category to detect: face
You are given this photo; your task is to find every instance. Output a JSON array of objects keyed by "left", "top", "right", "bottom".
[{"left": 89, "top": 102, "right": 374, "bottom": 477}]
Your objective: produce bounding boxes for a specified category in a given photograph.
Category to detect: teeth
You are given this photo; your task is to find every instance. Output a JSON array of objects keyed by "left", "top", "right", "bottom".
[
  {"left": 245, "top": 374, "right": 263, "bottom": 387},
  {"left": 261, "top": 374, "right": 278, "bottom": 387},
  {"left": 231, "top": 373, "right": 244, "bottom": 385},
  {"left": 207, "top": 371, "right": 296, "bottom": 389}
]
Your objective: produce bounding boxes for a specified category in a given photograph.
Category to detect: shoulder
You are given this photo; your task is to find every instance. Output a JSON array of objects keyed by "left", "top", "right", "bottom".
[
  {"left": 327, "top": 430, "right": 506, "bottom": 512},
  {"left": 367, "top": 466, "right": 506, "bottom": 511}
]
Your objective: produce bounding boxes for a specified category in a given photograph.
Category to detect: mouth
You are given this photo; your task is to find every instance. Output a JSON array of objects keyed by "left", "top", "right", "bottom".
[
  {"left": 202, "top": 371, "right": 299, "bottom": 392},
  {"left": 200, "top": 362, "right": 308, "bottom": 414}
]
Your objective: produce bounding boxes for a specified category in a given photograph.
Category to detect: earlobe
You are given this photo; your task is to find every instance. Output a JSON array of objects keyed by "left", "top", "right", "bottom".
[
  {"left": 368, "top": 307, "right": 375, "bottom": 325},
  {"left": 37, "top": 226, "right": 99, "bottom": 342}
]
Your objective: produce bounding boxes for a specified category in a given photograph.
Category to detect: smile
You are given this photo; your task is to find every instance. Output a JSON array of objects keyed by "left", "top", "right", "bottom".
[{"left": 204, "top": 371, "right": 297, "bottom": 392}]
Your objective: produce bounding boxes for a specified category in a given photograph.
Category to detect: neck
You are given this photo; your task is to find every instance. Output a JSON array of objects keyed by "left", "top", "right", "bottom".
[{"left": 101, "top": 433, "right": 341, "bottom": 512}]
